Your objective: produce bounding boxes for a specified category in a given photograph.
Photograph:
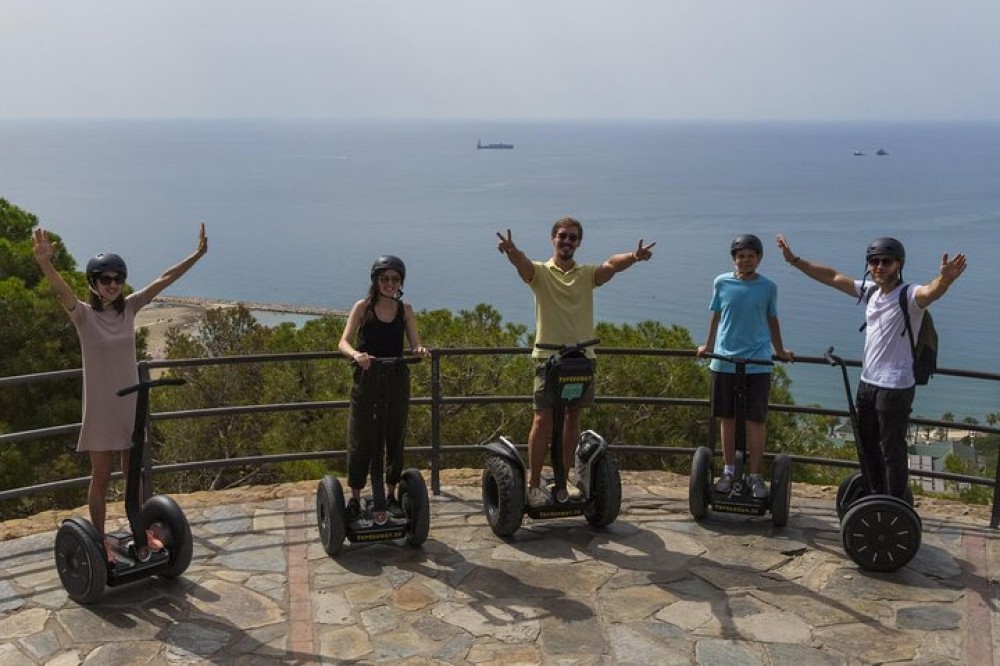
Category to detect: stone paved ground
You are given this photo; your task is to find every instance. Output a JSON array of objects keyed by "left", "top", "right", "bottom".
[{"left": 0, "top": 470, "right": 997, "bottom": 665}]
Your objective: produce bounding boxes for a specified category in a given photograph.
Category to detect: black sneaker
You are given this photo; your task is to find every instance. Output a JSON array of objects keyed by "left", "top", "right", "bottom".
[
  {"left": 346, "top": 497, "right": 361, "bottom": 521},
  {"left": 387, "top": 497, "right": 405, "bottom": 519}
]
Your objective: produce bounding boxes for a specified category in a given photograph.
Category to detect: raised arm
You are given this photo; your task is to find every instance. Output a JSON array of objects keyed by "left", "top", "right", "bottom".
[
  {"left": 776, "top": 234, "right": 857, "bottom": 297},
  {"left": 914, "top": 252, "right": 967, "bottom": 308},
  {"left": 496, "top": 229, "right": 535, "bottom": 283},
  {"left": 32, "top": 229, "right": 78, "bottom": 311},
  {"left": 142, "top": 223, "right": 208, "bottom": 301},
  {"left": 594, "top": 238, "right": 655, "bottom": 286}
]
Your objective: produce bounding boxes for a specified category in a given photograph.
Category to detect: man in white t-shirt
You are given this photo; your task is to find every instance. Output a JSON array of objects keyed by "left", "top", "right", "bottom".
[{"left": 775, "top": 234, "right": 966, "bottom": 499}]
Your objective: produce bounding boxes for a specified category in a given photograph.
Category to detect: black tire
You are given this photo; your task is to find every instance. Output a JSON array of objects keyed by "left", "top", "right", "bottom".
[
  {"left": 141, "top": 495, "right": 193, "bottom": 578},
  {"left": 689, "top": 447, "right": 713, "bottom": 521},
  {"left": 837, "top": 472, "right": 915, "bottom": 520},
  {"left": 770, "top": 454, "right": 792, "bottom": 528},
  {"left": 841, "top": 495, "right": 922, "bottom": 572},
  {"left": 399, "top": 468, "right": 430, "bottom": 547},
  {"left": 481, "top": 455, "right": 524, "bottom": 538},
  {"left": 584, "top": 452, "right": 622, "bottom": 528},
  {"left": 316, "top": 476, "right": 346, "bottom": 557},
  {"left": 54, "top": 519, "right": 107, "bottom": 605}
]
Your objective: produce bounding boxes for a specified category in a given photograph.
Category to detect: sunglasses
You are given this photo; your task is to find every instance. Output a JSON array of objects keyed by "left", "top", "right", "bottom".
[
  {"left": 555, "top": 232, "right": 580, "bottom": 242},
  {"left": 97, "top": 274, "right": 125, "bottom": 286},
  {"left": 867, "top": 257, "right": 897, "bottom": 267},
  {"left": 378, "top": 274, "right": 402, "bottom": 284}
]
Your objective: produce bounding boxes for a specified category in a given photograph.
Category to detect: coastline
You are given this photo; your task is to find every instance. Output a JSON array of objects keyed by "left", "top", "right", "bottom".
[{"left": 135, "top": 296, "right": 348, "bottom": 359}]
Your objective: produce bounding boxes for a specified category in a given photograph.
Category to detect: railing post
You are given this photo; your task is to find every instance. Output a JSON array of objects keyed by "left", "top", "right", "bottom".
[
  {"left": 991, "top": 440, "right": 1000, "bottom": 530},
  {"left": 138, "top": 361, "right": 153, "bottom": 504},
  {"left": 430, "top": 349, "right": 442, "bottom": 496}
]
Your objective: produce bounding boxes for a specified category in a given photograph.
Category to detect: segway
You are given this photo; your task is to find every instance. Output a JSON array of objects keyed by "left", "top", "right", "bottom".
[
  {"left": 825, "top": 347, "right": 921, "bottom": 572},
  {"left": 54, "top": 376, "right": 193, "bottom": 605},
  {"left": 481, "top": 339, "right": 621, "bottom": 538},
  {"left": 316, "top": 356, "right": 429, "bottom": 556},
  {"left": 689, "top": 353, "right": 792, "bottom": 527}
]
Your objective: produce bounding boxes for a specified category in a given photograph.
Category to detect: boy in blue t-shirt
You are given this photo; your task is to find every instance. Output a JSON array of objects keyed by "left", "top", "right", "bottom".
[{"left": 697, "top": 234, "right": 793, "bottom": 498}]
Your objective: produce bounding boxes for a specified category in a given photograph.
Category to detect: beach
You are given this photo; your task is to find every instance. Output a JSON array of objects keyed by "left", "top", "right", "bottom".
[
  {"left": 135, "top": 298, "right": 212, "bottom": 359},
  {"left": 136, "top": 296, "right": 349, "bottom": 358}
]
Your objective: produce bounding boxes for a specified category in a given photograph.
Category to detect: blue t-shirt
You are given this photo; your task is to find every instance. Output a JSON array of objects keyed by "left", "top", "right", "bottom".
[{"left": 708, "top": 273, "right": 778, "bottom": 374}]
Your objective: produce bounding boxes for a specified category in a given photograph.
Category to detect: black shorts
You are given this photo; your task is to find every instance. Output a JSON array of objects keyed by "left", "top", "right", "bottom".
[{"left": 710, "top": 371, "right": 771, "bottom": 423}]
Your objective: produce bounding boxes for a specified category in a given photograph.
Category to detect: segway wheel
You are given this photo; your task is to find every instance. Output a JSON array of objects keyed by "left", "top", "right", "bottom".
[
  {"left": 841, "top": 495, "right": 922, "bottom": 573},
  {"left": 481, "top": 455, "right": 524, "bottom": 538},
  {"left": 316, "top": 476, "right": 346, "bottom": 556},
  {"left": 584, "top": 452, "right": 622, "bottom": 528},
  {"left": 836, "top": 472, "right": 867, "bottom": 520},
  {"left": 689, "top": 447, "right": 713, "bottom": 521},
  {"left": 769, "top": 454, "right": 793, "bottom": 528},
  {"left": 836, "top": 472, "right": 916, "bottom": 520},
  {"left": 141, "top": 495, "right": 193, "bottom": 578},
  {"left": 399, "top": 468, "right": 430, "bottom": 547},
  {"left": 54, "top": 519, "right": 107, "bottom": 605}
]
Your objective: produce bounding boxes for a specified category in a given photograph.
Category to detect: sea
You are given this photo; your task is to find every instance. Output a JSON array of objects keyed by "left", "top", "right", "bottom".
[{"left": 1, "top": 119, "right": 998, "bottom": 422}]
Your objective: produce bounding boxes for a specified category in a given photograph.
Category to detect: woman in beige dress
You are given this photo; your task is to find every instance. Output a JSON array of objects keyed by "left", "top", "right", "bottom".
[{"left": 33, "top": 225, "right": 208, "bottom": 562}]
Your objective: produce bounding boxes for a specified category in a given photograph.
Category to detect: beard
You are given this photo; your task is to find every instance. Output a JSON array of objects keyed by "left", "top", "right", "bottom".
[{"left": 557, "top": 245, "right": 576, "bottom": 261}]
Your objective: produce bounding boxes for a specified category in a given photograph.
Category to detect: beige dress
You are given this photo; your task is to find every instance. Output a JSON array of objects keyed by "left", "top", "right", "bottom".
[{"left": 68, "top": 288, "right": 154, "bottom": 452}]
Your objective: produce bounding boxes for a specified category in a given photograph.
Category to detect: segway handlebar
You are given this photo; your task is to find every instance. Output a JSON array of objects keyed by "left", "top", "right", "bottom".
[
  {"left": 699, "top": 352, "right": 775, "bottom": 367},
  {"left": 535, "top": 338, "right": 600, "bottom": 353},
  {"left": 117, "top": 377, "right": 187, "bottom": 397},
  {"left": 354, "top": 355, "right": 424, "bottom": 368}
]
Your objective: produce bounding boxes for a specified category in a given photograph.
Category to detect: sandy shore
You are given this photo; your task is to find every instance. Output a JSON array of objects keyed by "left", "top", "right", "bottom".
[
  {"left": 135, "top": 296, "right": 348, "bottom": 358},
  {"left": 135, "top": 300, "right": 213, "bottom": 358}
]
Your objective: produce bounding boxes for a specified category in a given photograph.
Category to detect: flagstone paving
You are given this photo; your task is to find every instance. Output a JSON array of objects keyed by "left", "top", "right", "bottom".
[{"left": 0, "top": 470, "right": 996, "bottom": 664}]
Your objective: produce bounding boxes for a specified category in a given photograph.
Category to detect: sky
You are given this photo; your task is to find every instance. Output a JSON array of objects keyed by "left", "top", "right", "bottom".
[{"left": 1, "top": 1, "right": 998, "bottom": 121}]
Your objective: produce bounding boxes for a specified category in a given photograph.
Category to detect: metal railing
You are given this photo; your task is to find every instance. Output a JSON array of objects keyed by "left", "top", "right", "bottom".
[{"left": 2, "top": 348, "right": 998, "bottom": 528}]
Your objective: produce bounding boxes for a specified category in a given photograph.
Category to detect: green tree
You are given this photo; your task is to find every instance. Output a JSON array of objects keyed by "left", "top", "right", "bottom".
[{"left": 1, "top": 200, "right": 91, "bottom": 516}]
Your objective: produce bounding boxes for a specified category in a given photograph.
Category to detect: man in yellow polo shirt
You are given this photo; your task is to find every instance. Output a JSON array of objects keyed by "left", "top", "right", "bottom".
[{"left": 496, "top": 217, "right": 655, "bottom": 507}]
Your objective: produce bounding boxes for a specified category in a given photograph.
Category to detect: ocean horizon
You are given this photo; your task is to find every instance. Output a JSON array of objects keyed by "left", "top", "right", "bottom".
[{"left": 2, "top": 118, "right": 997, "bottom": 421}]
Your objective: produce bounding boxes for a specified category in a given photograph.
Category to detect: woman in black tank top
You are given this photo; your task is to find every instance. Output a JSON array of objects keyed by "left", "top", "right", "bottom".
[{"left": 338, "top": 256, "right": 429, "bottom": 523}]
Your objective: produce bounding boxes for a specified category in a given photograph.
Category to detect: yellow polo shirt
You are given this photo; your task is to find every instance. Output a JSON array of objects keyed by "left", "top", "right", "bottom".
[{"left": 529, "top": 259, "right": 598, "bottom": 359}]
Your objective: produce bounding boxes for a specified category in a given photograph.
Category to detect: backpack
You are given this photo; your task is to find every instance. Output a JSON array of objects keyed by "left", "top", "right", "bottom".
[{"left": 862, "top": 284, "right": 938, "bottom": 385}]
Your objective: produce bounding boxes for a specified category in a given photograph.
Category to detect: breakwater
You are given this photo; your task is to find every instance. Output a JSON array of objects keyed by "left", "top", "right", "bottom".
[{"left": 154, "top": 295, "right": 349, "bottom": 319}]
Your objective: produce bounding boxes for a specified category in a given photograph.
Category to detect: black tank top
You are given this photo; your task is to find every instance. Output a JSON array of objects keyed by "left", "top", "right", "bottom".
[{"left": 357, "top": 301, "right": 405, "bottom": 357}]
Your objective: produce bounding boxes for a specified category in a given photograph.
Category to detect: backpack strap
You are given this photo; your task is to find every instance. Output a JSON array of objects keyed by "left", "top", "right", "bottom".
[
  {"left": 899, "top": 283, "right": 917, "bottom": 356},
  {"left": 858, "top": 285, "right": 880, "bottom": 332}
]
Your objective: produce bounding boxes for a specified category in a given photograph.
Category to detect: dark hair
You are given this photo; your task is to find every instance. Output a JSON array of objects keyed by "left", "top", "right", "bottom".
[
  {"left": 550, "top": 217, "right": 583, "bottom": 241},
  {"left": 89, "top": 291, "right": 126, "bottom": 314}
]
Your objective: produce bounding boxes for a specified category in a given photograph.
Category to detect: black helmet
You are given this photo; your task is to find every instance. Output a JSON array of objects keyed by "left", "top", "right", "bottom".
[
  {"left": 865, "top": 237, "right": 905, "bottom": 264},
  {"left": 85, "top": 253, "right": 128, "bottom": 284},
  {"left": 370, "top": 255, "right": 406, "bottom": 282},
  {"left": 730, "top": 234, "right": 763, "bottom": 257}
]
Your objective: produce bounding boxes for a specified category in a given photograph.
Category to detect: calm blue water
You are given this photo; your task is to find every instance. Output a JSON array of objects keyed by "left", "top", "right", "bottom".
[{"left": 1, "top": 119, "right": 997, "bottom": 420}]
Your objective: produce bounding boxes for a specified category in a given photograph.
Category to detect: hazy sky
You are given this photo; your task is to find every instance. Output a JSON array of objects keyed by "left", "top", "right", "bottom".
[{"left": 2, "top": 1, "right": 998, "bottom": 121}]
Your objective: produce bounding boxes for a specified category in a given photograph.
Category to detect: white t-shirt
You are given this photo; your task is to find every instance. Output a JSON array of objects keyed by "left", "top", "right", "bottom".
[{"left": 855, "top": 281, "right": 925, "bottom": 389}]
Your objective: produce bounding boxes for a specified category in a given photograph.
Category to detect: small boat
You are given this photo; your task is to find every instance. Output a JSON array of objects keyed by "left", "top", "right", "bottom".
[
  {"left": 477, "top": 140, "right": 513, "bottom": 150},
  {"left": 876, "top": 148, "right": 888, "bottom": 156},
  {"left": 853, "top": 150, "right": 866, "bottom": 156}
]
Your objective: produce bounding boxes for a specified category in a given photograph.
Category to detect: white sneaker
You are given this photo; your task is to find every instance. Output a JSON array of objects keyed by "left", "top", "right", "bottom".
[
  {"left": 750, "top": 475, "right": 769, "bottom": 499},
  {"left": 528, "top": 486, "right": 549, "bottom": 508}
]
